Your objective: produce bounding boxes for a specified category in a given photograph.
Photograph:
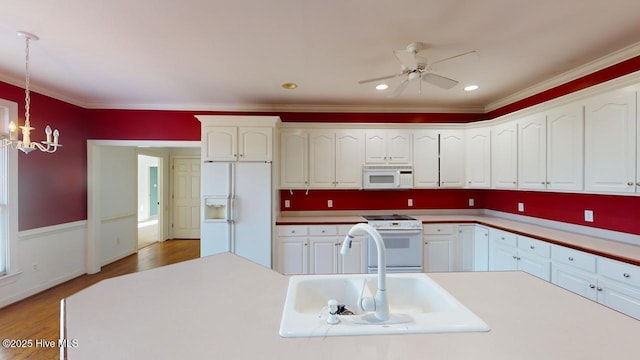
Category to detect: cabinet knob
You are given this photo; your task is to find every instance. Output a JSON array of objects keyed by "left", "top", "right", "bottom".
[
  {"left": 517, "top": 257, "right": 521, "bottom": 260},
  {"left": 628, "top": 182, "right": 634, "bottom": 186},
  {"left": 530, "top": 245, "right": 535, "bottom": 249},
  {"left": 623, "top": 273, "right": 631, "bottom": 278},
  {"left": 568, "top": 256, "right": 574, "bottom": 261},
  {"left": 541, "top": 181, "right": 545, "bottom": 185},
  {"left": 637, "top": 182, "right": 640, "bottom": 187},
  {"left": 512, "top": 255, "right": 517, "bottom": 259},
  {"left": 240, "top": 154, "right": 244, "bottom": 157},
  {"left": 513, "top": 181, "right": 517, "bottom": 184},
  {"left": 597, "top": 287, "right": 603, "bottom": 291},
  {"left": 291, "top": 230, "right": 296, "bottom": 234},
  {"left": 546, "top": 181, "right": 550, "bottom": 185},
  {"left": 589, "top": 284, "right": 596, "bottom": 289}
]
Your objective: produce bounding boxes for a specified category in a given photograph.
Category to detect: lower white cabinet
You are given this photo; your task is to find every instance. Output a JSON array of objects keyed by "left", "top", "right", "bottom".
[
  {"left": 423, "top": 224, "right": 459, "bottom": 272},
  {"left": 459, "top": 225, "right": 489, "bottom": 271},
  {"left": 277, "top": 224, "right": 366, "bottom": 275},
  {"left": 488, "top": 229, "right": 551, "bottom": 281}
]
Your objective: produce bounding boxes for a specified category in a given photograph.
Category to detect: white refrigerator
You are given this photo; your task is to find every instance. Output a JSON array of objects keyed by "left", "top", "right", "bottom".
[{"left": 201, "top": 162, "right": 272, "bottom": 268}]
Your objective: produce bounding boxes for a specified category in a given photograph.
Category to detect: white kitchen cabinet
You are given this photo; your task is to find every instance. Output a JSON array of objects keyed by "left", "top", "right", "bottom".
[
  {"left": 309, "top": 131, "right": 336, "bottom": 188},
  {"left": 518, "top": 113, "right": 547, "bottom": 190},
  {"left": 584, "top": 88, "right": 638, "bottom": 193},
  {"left": 413, "top": 130, "right": 439, "bottom": 187},
  {"left": 491, "top": 121, "right": 518, "bottom": 188},
  {"left": 546, "top": 103, "right": 584, "bottom": 191},
  {"left": 202, "top": 126, "right": 272, "bottom": 162},
  {"left": 423, "top": 224, "right": 458, "bottom": 272},
  {"left": 552, "top": 263, "right": 598, "bottom": 301},
  {"left": 277, "top": 225, "right": 309, "bottom": 275},
  {"left": 309, "top": 237, "right": 339, "bottom": 274},
  {"left": 413, "top": 130, "right": 465, "bottom": 188},
  {"left": 280, "top": 131, "right": 309, "bottom": 189},
  {"left": 465, "top": 127, "right": 491, "bottom": 188},
  {"left": 335, "top": 130, "right": 365, "bottom": 188},
  {"left": 337, "top": 225, "right": 367, "bottom": 274},
  {"left": 365, "top": 130, "right": 412, "bottom": 164},
  {"left": 488, "top": 229, "right": 550, "bottom": 281},
  {"left": 459, "top": 225, "right": 489, "bottom": 271}
]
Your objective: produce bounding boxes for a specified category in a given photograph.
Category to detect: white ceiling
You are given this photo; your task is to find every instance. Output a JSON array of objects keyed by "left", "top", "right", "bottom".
[{"left": 1, "top": 0, "right": 639, "bottom": 113}]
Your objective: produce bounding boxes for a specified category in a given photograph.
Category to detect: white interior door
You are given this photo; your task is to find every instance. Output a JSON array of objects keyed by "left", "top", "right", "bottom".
[{"left": 172, "top": 157, "right": 201, "bottom": 239}]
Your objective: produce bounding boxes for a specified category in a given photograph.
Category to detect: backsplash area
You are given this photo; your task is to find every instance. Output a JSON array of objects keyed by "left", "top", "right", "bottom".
[{"left": 279, "top": 189, "right": 640, "bottom": 235}]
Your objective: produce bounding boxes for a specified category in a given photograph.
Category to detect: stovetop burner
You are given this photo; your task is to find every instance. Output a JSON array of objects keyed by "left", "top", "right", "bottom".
[{"left": 361, "top": 214, "right": 417, "bottom": 221}]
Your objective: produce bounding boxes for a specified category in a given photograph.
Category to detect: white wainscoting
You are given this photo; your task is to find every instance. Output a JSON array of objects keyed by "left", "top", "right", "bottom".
[
  {"left": 0, "top": 221, "right": 87, "bottom": 308},
  {"left": 100, "top": 213, "right": 137, "bottom": 265}
]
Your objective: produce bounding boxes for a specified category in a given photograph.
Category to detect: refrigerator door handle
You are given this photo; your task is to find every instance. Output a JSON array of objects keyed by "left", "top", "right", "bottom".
[{"left": 228, "top": 197, "right": 236, "bottom": 223}]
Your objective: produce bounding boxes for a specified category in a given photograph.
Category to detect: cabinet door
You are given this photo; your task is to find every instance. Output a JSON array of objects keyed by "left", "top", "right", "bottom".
[
  {"left": 279, "top": 237, "right": 308, "bottom": 275},
  {"left": 423, "top": 236, "right": 456, "bottom": 272},
  {"left": 489, "top": 243, "right": 518, "bottom": 271},
  {"left": 203, "top": 126, "right": 237, "bottom": 161},
  {"left": 335, "top": 130, "right": 364, "bottom": 188},
  {"left": 551, "top": 263, "right": 598, "bottom": 301},
  {"left": 518, "top": 114, "right": 547, "bottom": 190},
  {"left": 413, "top": 130, "right": 439, "bottom": 188},
  {"left": 459, "top": 225, "right": 489, "bottom": 271},
  {"left": 238, "top": 127, "right": 272, "bottom": 161},
  {"left": 465, "top": 127, "right": 491, "bottom": 188},
  {"left": 309, "top": 131, "right": 336, "bottom": 188},
  {"left": 440, "top": 130, "right": 465, "bottom": 188},
  {"left": 309, "top": 237, "right": 338, "bottom": 274},
  {"left": 280, "top": 131, "right": 308, "bottom": 188},
  {"left": 364, "top": 130, "right": 387, "bottom": 163},
  {"left": 491, "top": 122, "right": 518, "bottom": 188},
  {"left": 387, "top": 130, "right": 412, "bottom": 163},
  {"left": 518, "top": 252, "right": 551, "bottom": 281},
  {"left": 584, "top": 89, "right": 637, "bottom": 193},
  {"left": 597, "top": 279, "right": 640, "bottom": 320},
  {"left": 546, "top": 104, "right": 584, "bottom": 191},
  {"left": 338, "top": 236, "right": 366, "bottom": 274}
]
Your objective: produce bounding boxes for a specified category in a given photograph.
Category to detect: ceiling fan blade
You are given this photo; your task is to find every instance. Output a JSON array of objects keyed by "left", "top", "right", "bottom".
[
  {"left": 388, "top": 79, "right": 410, "bottom": 97},
  {"left": 393, "top": 50, "right": 417, "bottom": 69},
  {"left": 358, "top": 73, "right": 402, "bottom": 84},
  {"left": 430, "top": 51, "right": 478, "bottom": 69},
  {"left": 422, "top": 73, "right": 458, "bottom": 90}
]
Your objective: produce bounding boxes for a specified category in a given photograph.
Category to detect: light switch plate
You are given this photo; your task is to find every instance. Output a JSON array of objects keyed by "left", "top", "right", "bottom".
[
  {"left": 518, "top": 202, "right": 524, "bottom": 212},
  {"left": 584, "top": 210, "right": 594, "bottom": 222}
]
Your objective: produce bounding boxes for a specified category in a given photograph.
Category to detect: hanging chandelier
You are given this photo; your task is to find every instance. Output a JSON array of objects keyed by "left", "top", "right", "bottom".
[{"left": 1, "top": 31, "right": 61, "bottom": 154}]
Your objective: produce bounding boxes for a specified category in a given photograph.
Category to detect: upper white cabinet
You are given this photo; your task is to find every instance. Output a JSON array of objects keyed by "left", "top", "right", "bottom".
[
  {"left": 491, "top": 121, "right": 518, "bottom": 189},
  {"left": 413, "top": 130, "right": 465, "bottom": 188},
  {"left": 465, "top": 127, "right": 491, "bottom": 188},
  {"left": 518, "top": 105, "right": 585, "bottom": 192},
  {"left": 280, "top": 131, "right": 308, "bottom": 189},
  {"left": 309, "top": 130, "right": 364, "bottom": 188},
  {"left": 365, "top": 130, "right": 412, "bottom": 164},
  {"left": 546, "top": 103, "right": 584, "bottom": 191},
  {"left": 202, "top": 126, "right": 273, "bottom": 162},
  {"left": 584, "top": 88, "right": 638, "bottom": 193},
  {"left": 518, "top": 114, "right": 547, "bottom": 190}
]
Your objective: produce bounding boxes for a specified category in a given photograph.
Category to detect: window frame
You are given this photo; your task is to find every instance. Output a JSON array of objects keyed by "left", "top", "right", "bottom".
[{"left": 0, "top": 98, "right": 19, "bottom": 279}]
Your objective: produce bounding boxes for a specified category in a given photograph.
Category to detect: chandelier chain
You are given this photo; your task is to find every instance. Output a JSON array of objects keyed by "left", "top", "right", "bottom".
[{"left": 24, "top": 36, "right": 31, "bottom": 128}]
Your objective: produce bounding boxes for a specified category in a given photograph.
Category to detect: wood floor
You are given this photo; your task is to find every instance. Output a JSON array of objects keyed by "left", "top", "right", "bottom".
[{"left": 0, "top": 239, "right": 200, "bottom": 360}]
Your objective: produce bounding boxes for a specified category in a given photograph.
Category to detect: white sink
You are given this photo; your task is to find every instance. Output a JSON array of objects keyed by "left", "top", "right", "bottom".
[{"left": 279, "top": 273, "right": 490, "bottom": 337}]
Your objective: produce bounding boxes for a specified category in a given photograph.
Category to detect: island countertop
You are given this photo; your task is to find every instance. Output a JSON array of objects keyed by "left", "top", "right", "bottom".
[{"left": 62, "top": 253, "right": 640, "bottom": 359}]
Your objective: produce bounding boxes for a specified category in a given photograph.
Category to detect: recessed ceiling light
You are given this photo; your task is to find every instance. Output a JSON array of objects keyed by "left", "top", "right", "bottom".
[
  {"left": 281, "top": 82, "right": 298, "bottom": 90},
  {"left": 464, "top": 85, "right": 479, "bottom": 92},
  {"left": 375, "top": 84, "right": 389, "bottom": 91}
]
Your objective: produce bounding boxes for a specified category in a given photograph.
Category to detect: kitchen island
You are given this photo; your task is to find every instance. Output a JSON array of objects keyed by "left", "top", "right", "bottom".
[{"left": 61, "top": 253, "right": 640, "bottom": 359}]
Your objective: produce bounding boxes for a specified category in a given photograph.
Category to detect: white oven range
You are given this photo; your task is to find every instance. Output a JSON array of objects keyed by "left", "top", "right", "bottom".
[{"left": 361, "top": 214, "right": 423, "bottom": 273}]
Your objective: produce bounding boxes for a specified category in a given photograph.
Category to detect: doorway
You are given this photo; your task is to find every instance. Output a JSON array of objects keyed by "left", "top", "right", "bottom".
[{"left": 138, "top": 154, "right": 161, "bottom": 249}]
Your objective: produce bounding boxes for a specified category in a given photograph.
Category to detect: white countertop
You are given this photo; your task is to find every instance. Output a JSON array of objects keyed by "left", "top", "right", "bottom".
[
  {"left": 63, "top": 253, "right": 640, "bottom": 360},
  {"left": 276, "top": 213, "right": 640, "bottom": 266}
]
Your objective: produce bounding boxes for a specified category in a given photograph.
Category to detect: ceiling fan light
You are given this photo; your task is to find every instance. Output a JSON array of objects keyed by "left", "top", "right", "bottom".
[
  {"left": 375, "top": 84, "right": 389, "bottom": 91},
  {"left": 464, "top": 85, "right": 479, "bottom": 92}
]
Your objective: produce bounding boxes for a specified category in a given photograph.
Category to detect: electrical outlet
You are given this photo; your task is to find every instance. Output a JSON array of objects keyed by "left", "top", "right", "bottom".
[
  {"left": 518, "top": 202, "right": 524, "bottom": 212},
  {"left": 284, "top": 200, "right": 291, "bottom": 208},
  {"left": 468, "top": 198, "right": 475, "bottom": 207},
  {"left": 408, "top": 198, "right": 413, "bottom": 207},
  {"left": 327, "top": 200, "right": 333, "bottom": 208},
  {"left": 584, "top": 210, "right": 594, "bottom": 222}
]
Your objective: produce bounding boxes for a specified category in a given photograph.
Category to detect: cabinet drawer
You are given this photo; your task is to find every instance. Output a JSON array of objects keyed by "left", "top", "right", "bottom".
[
  {"left": 599, "top": 258, "right": 640, "bottom": 288},
  {"left": 277, "top": 225, "right": 309, "bottom": 237},
  {"left": 490, "top": 228, "right": 517, "bottom": 247},
  {"left": 308, "top": 225, "right": 338, "bottom": 236},
  {"left": 338, "top": 224, "right": 359, "bottom": 235},
  {"left": 517, "top": 236, "right": 550, "bottom": 258},
  {"left": 551, "top": 245, "right": 596, "bottom": 273},
  {"left": 423, "top": 224, "right": 456, "bottom": 235}
]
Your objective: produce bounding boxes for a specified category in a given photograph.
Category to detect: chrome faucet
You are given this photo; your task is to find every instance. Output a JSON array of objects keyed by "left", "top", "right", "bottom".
[{"left": 341, "top": 223, "right": 389, "bottom": 322}]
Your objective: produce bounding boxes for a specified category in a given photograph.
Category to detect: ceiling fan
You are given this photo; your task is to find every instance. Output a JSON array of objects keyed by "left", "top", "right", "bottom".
[{"left": 358, "top": 42, "right": 476, "bottom": 97}]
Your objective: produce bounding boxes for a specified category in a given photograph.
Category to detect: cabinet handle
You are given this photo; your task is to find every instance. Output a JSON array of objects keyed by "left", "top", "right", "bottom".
[
  {"left": 501, "top": 237, "right": 505, "bottom": 240},
  {"left": 468, "top": 181, "right": 472, "bottom": 184},
  {"left": 637, "top": 182, "right": 640, "bottom": 187},
  {"left": 425, "top": 241, "right": 428, "bottom": 245},
  {"left": 240, "top": 154, "right": 244, "bottom": 157},
  {"left": 291, "top": 230, "right": 296, "bottom": 234},
  {"left": 597, "top": 287, "right": 603, "bottom": 291},
  {"left": 623, "top": 273, "right": 631, "bottom": 278},
  {"left": 628, "top": 182, "right": 634, "bottom": 186},
  {"left": 541, "top": 181, "right": 545, "bottom": 185},
  {"left": 530, "top": 245, "right": 535, "bottom": 250},
  {"left": 512, "top": 255, "right": 517, "bottom": 259},
  {"left": 589, "top": 284, "right": 596, "bottom": 289},
  {"left": 513, "top": 181, "right": 517, "bottom": 184},
  {"left": 568, "top": 257, "right": 574, "bottom": 261},
  {"left": 517, "top": 257, "right": 521, "bottom": 260},
  {"left": 546, "top": 181, "right": 550, "bottom": 185}
]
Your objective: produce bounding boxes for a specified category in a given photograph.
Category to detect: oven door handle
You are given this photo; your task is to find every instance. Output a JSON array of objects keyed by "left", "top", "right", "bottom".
[{"left": 374, "top": 229, "right": 423, "bottom": 236}]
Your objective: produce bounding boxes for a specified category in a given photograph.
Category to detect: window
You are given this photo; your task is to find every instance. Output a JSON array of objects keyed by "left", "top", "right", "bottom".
[
  {"left": 0, "top": 143, "right": 6, "bottom": 275},
  {"left": 0, "top": 99, "right": 18, "bottom": 277}
]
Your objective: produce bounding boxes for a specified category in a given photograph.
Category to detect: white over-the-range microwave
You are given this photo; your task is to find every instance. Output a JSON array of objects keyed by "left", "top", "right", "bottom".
[{"left": 362, "top": 164, "right": 413, "bottom": 189}]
